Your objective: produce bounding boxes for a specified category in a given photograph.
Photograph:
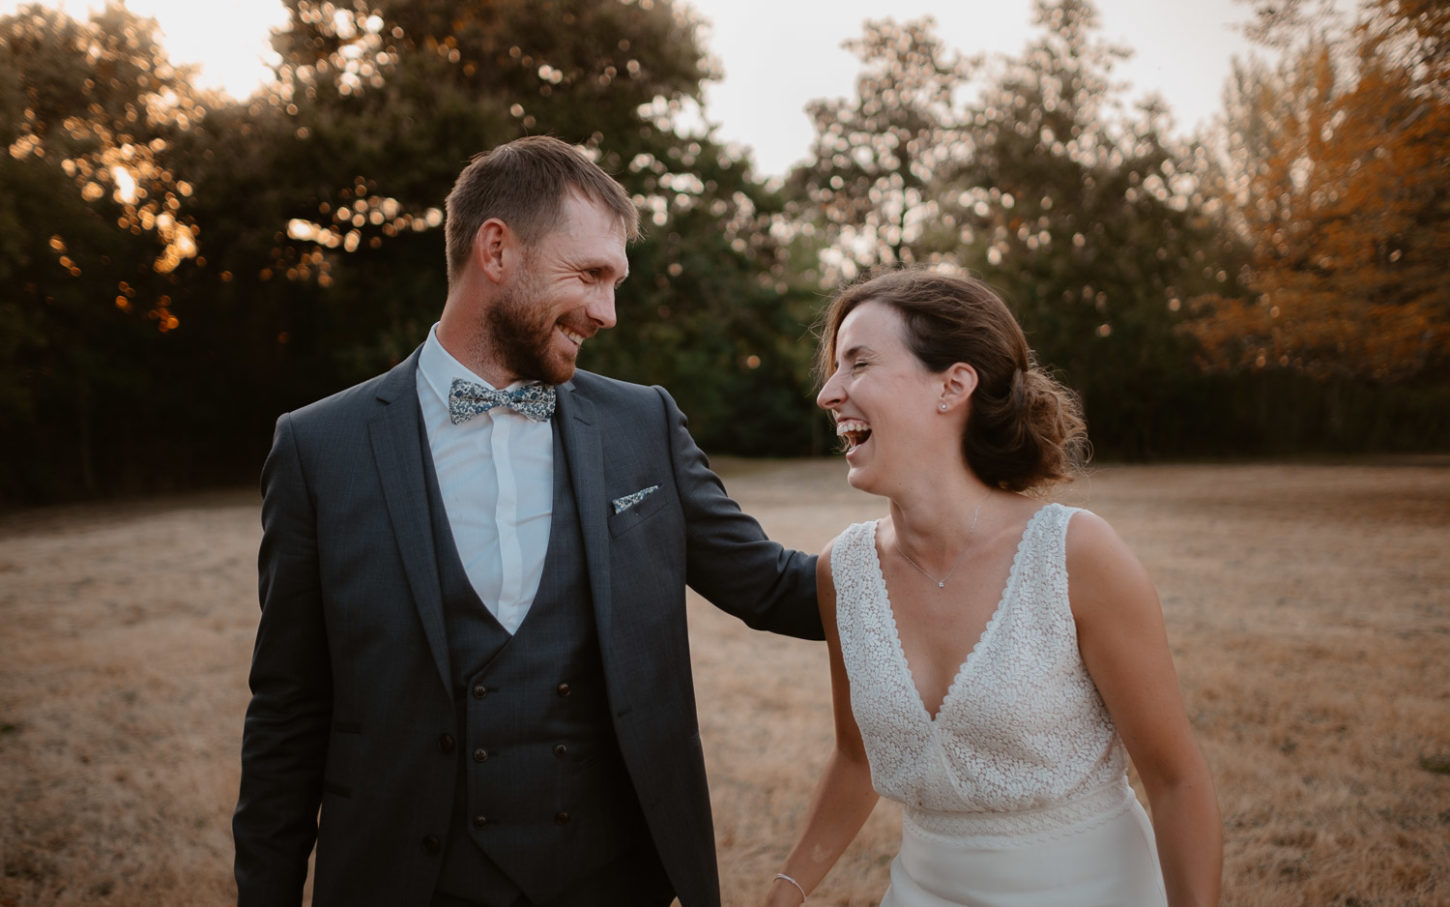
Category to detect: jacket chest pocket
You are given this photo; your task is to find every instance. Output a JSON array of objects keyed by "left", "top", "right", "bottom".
[{"left": 606, "top": 484, "right": 667, "bottom": 538}]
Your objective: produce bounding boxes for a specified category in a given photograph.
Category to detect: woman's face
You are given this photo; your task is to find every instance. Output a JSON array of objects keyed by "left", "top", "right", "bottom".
[{"left": 816, "top": 300, "right": 945, "bottom": 494}]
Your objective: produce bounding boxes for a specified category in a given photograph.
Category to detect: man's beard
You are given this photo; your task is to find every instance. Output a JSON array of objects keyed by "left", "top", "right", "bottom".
[{"left": 484, "top": 278, "right": 576, "bottom": 386}]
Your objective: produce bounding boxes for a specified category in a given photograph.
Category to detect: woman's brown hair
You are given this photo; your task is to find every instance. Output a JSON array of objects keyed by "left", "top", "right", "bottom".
[{"left": 818, "top": 269, "right": 1088, "bottom": 492}]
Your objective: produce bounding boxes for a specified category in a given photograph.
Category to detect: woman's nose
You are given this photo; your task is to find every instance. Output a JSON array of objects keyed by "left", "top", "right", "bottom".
[{"left": 816, "top": 372, "right": 843, "bottom": 410}]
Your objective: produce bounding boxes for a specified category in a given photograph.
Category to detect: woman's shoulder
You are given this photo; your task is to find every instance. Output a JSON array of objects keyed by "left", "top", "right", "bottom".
[
  {"left": 1060, "top": 506, "right": 1155, "bottom": 619},
  {"left": 1058, "top": 505, "right": 1122, "bottom": 556}
]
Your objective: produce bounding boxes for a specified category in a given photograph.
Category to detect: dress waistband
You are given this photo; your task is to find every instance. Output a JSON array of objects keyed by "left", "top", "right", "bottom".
[{"left": 903, "top": 776, "right": 1137, "bottom": 846}]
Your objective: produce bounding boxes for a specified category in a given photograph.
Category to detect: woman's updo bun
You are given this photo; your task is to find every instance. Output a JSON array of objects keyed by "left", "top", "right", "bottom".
[{"left": 818, "top": 269, "right": 1088, "bottom": 492}]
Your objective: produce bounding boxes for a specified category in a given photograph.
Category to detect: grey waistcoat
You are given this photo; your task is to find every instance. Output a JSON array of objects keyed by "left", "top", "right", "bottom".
[{"left": 426, "top": 421, "right": 648, "bottom": 903}]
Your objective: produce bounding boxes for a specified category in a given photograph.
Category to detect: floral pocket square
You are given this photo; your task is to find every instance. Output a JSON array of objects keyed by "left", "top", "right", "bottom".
[{"left": 611, "top": 485, "right": 660, "bottom": 515}]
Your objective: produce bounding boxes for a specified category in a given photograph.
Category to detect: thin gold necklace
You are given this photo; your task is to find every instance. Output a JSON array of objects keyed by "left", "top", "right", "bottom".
[{"left": 895, "top": 488, "right": 990, "bottom": 590}]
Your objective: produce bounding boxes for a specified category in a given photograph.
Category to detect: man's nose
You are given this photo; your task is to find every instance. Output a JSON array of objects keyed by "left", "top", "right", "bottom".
[{"left": 588, "top": 288, "right": 617, "bottom": 330}]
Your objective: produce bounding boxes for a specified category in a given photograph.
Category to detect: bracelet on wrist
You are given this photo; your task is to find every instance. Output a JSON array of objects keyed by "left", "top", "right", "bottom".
[{"left": 774, "top": 872, "right": 807, "bottom": 903}]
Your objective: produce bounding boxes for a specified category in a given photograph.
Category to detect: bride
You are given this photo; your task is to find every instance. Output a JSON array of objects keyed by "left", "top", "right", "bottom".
[{"left": 764, "top": 270, "right": 1221, "bottom": 906}]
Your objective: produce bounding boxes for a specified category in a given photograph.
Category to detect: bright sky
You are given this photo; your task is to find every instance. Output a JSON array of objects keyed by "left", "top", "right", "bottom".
[{"left": 4, "top": 0, "right": 1275, "bottom": 176}]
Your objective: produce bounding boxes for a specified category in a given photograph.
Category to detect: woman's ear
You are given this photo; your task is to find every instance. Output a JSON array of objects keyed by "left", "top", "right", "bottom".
[{"left": 938, "top": 362, "right": 978, "bottom": 412}]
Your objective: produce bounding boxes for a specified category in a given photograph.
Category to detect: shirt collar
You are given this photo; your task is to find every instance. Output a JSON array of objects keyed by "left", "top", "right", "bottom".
[{"left": 418, "top": 324, "right": 486, "bottom": 410}]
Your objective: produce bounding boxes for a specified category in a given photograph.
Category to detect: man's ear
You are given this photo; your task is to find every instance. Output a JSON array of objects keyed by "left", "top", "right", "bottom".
[
  {"left": 939, "top": 362, "right": 979, "bottom": 412},
  {"left": 474, "top": 218, "right": 511, "bottom": 285}
]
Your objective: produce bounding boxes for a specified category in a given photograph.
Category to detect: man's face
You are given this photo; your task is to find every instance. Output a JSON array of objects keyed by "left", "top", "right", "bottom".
[{"left": 485, "top": 192, "right": 629, "bottom": 385}]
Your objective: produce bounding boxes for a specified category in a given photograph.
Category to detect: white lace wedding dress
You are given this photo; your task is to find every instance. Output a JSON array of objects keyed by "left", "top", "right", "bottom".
[{"left": 832, "top": 504, "right": 1168, "bottom": 906}]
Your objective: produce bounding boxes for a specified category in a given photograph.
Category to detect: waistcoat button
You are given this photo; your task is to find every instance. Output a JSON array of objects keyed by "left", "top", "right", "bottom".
[
  {"left": 556, "top": 683, "right": 571, "bottom": 697},
  {"left": 472, "top": 815, "right": 489, "bottom": 829},
  {"left": 437, "top": 734, "right": 456, "bottom": 754},
  {"left": 553, "top": 744, "right": 568, "bottom": 757},
  {"left": 422, "top": 834, "right": 441, "bottom": 854},
  {"left": 554, "top": 811, "right": 570, "bottom": 824},
  {"left": 472, "top": 747, "right": 489, "bottom": 763},
  {"left": 472, "top": 684, "right": 489, "bottom": 699}
]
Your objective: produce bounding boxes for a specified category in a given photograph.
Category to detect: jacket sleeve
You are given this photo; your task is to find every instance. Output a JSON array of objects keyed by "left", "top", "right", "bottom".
[
  {"left": 233, "top": 413, "right": 332, "bottom": 906},
  {"left": 657, "top": 386, "right": 824, "bottom": 641}
]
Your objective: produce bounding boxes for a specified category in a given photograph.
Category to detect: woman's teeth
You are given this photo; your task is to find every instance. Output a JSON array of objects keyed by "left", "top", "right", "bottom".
[{"left": 835, "top": 419, "right": 872, "bottom": 449}]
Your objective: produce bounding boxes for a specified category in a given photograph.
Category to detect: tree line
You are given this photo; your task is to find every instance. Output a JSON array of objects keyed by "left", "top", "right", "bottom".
[{"left": 2, "top": 0, "right": 1446, "bottom": 506}]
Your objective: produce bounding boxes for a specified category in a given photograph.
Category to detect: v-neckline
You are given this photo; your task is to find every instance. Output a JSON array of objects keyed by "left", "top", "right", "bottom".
[{"left": 866, "top": 505, "right": 1054, "bottom": 726}]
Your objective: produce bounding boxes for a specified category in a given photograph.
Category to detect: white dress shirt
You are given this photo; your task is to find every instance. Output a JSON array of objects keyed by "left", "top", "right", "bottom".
[{"left": 417, "top": 324, "right": 553, "bottom": 635}]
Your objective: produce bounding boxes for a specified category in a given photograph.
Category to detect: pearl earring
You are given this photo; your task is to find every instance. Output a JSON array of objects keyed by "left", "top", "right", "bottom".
[{"left": 939, "top": 403, "right": 948, "bottom": 411}]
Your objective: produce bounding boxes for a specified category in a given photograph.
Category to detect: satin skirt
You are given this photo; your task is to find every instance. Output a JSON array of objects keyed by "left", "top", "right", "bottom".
[{"left": 879, "top": 780, "right": 1168, "bottom": 907}]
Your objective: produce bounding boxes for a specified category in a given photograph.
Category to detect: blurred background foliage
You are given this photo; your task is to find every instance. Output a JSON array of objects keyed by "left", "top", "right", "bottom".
[{"left": 1, "top": 0, "right": 1446, "bottom": 505}]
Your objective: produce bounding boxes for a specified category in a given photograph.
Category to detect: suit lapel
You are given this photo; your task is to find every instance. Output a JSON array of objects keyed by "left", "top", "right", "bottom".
[
  {"left": 368, "top": 349, "right": 452, "bottom": 697},
  {"left": 555, "top": 381, "right": 614, "bottom": 646}
]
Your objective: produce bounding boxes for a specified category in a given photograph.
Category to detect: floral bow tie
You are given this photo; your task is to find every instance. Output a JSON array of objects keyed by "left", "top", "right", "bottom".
[{"left": 448, "top": 378, "right": 556, "bottom": 424}]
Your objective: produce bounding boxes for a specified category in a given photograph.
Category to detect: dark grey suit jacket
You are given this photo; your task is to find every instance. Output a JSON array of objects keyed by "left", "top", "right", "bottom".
[{"left": 233, "top": 349, "right": 821, "bottom": 907}]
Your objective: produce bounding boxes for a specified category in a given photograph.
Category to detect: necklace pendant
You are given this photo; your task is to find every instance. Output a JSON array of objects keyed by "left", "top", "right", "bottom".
[{"left": 937, "top": 581, "right": 945, "bottom": 589}]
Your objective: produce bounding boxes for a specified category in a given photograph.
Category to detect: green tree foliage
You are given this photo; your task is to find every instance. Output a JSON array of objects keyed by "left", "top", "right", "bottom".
[
  {"left": 0, "top": 2, "right": 212, "bottom": 497},
  {"left": 788, "top": 0, "right": 1247, "bottom": 456},
  {"left": 786, "top": 17, "right": 973, "bottom": 279},
  {"left": 953, "top": 1, "right": 1248, "bottom": 454}
]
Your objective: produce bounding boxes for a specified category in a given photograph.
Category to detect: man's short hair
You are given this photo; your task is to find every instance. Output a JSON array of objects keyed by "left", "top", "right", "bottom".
[{"left": 444, "top": 136, "right": 640, "bottom": 284}]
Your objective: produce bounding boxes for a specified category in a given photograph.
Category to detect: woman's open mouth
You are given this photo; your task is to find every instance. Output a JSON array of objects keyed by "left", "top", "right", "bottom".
[{"left": 836, "top": 418, "right": 872, "bottom": 451}]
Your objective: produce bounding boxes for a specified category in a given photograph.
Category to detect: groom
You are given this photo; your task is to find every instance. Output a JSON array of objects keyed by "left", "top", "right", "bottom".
[{"left": 232, "top": 135, "right": 822, "bottom": 907}]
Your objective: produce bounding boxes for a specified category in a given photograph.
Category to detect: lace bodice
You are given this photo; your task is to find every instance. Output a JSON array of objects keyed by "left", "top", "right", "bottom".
[{"left": 832, "top": 504, "right": 1127, "bottom": 834}]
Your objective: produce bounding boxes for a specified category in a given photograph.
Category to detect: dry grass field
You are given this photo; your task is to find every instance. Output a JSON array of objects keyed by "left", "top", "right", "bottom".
[{"left": 0, "top": 458, "right": 1447, "bottom": 906}]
